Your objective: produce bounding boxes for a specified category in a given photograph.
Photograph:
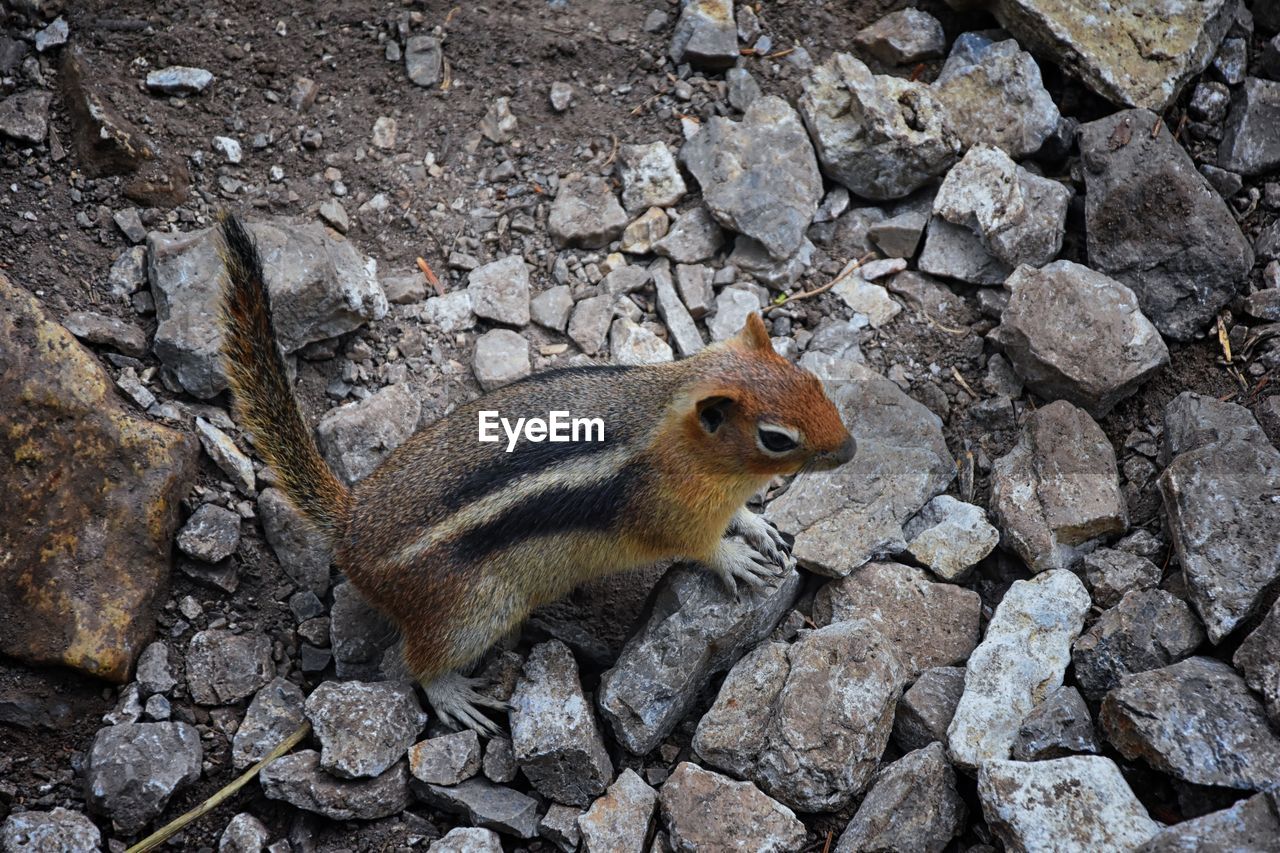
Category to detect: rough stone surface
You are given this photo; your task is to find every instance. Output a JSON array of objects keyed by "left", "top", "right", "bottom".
[
  {"left": 834, "top": 743, "right": 966, "bottom": 853},
  {"left": 409, "top": 731, "right": 482, "bottom": 787},
  {"left": 317, "top": 383, "right": 421, "bottom": 484},
  {"left": 413, "top": 778, "right": 540, "bottom": 839},
  {"left": 473, "top": 329, "right": 532, "bottom": 391},
  {"left": 134, "top": 642, "right": 176, "bottom": 696},
  {"left": 404, "top": 36, "right": 443, "bottom": 87},
  {"left": 0, "top": 808, "right": 101, "bottom": 853},
  {"left": 1082, "top": 547, "right": 1162, "bottom": 609},
  {"left": 978, "top": 757, "right": 1160, "bottom": 853},
  {"left": 177, "top": 503, "right": 241, "bottom": 563},
  {"left": 194, "top": 418, "right": 255, "bottom": 495},
  {"left": 330, "top": 582, "right": 395, "bottom": 680},
  {"left": 831, "top": 273, "right": 902, "bottom": 328},
  {"left": 1072, "top": 589, "right": 1204, "bottom": 700},
  {"left": 467, "top": 255, "right": 530, "bottom": 326},
  {"left": 0, "top": 90, "right": 51, "bottom": 144},
  {"left": 62, "top": 309, "right": 147, "bottom": 356},
  {"left": 548, "top": 175, "right": 628, "bottom": 249},
  {"left": 652, "top": 260, "right": 704, "bottom": 357},
  {"left": 422, "top": 291, "right": 475, "bottom": 333},
  {"left": 652, "top": 207, "right": 725, "bottom": 264},
  {"left": 568, "top": 295, "right": 614, "bottom": 356},
  {"left": 1081, "top": 109, "right": 1253, "bottom": 341},
  {"left": 693, "top": 621, "right": 905, "bottom": 811},
  {"left": 947, "top": 570, "right": 1091, "bottom": 769},
  {"left": 706, "top": 287, "right": 760, "bottom": 343},
  {"left": 146, "top": 66, "right": 214, "bottom": 95},
  {"left": 219, "top": 812, "right": 270, "bottom": 853},
  {"left": 668, "top": 0, "right": 738, "bottom": 69},
  {"left": 258, "top": 488, "right": 331, "bottom": 595},
  {"left": 0, "top": 274, "right": 196, "bottom": 682},
  {"left": 852, "top": 9, "right": 946, "bottom": 65},
  {"left": 1010, "top": 685, "right": 1100, "bottom": 761},
  {"left": 1219, "top": 77, "right": 1280, "bottom": 176},
  {"left": 903, "top": 495, "right": 999, "bottom": 581},
  {"left": 428, "top": 828, "right": 503, "bottom": 853},
  {"left": 616, "top": 141, "right": 686, "bottom": 214},
  {"left": 530, "top": 285, "right": 573, "bottom": 333},
  {"left": 577, "top": 768, "right": 658, "bottom": 853},
  {"left": 992, "top": 261, "right": 1169, "bottom": 418},
  {"left": 84, "top": 722, "right": 203, "bottom": 834},
  {"left": 233, "top": 677, "right": 306, "bottom": 770},
  {"left": 917, "top": 217, "right": 1013, "bottom": 285},
  {"left": 894, "top": 666, "right": 966, "bottom": 753},
  {"left": 658, "top": 762, "right": 807, "bottom": 853},
  {"left": 610, "top": 318, "right": 674, "bottom": 366},
  {"left": 261, "top": 750, "right": 411, "bottom": 821},
  {"left": 680, "top": 96, "right": 821, "bottom": 261},
  {"left": 305, "top": 680, "right": 427, "bottom": 780},
  {"left": 186, "top": 629, "right": 274, "bottom": 706},
  {"left": 1101, "top": 656, "right": 1280, "bottom": 790},
  {"left": 1234, "top": 598, "right": 1280, "bottom": 727},
  {"left": 1136, "top": 791, "right": 1280, "bottom": 852}
]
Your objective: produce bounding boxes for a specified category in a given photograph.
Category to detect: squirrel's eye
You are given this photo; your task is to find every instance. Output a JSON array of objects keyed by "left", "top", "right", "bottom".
[{"left": 758, "top": 427, "right": 799, "bottom": 453}]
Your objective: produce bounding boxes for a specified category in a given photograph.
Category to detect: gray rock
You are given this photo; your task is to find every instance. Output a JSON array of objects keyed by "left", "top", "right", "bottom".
[
  {"left": 468, "top": 255, "right": 531, "bottom": 326},
  {"left": 0, "top": 90, "right": 50, "bottom": 145},
  {"left": 609, "top": 318, "right": 673, "bottom": 366},
  {"left": 219, "top": 812, "right": 270, "bottom": 853},
  {"left": 728, "top": 236, "right": 813, "bottom": 290},
  {"left": 652, "top": 206, "right": 725, "bottom": 264},
  {"left": 834, "top": 743, "right": 966, "bottom": 853},
  {"left": 948, "top": 570, "right": 1091, "bottom": 769},
  {"left": 600, "top": 266, "right": 649, "bottom": 297},
  {"left": 668, "top": 0, "right": 738, "bottom": 69},
  {"left": 992, "top": 261, "right": 1168, "bottom": 418},
  {"left": 1200, "top": 162, "right": 1243, "bottom": 198},
  {"left": 567, "top": 295, "right": 614, "bottom": 356},
  {"left": 917, "top": 217, "right": 1013, "bottom": 285},
  {"left": 233, "top": 677, "right": 306, "bottom": 770},
  {"left": 135, "top": 641, "right": 176, "bottom": 696},
  {"left": 1189, "top": 80, "right": 1231, "bottom": 123},
  {"left": 1010, "top": 685, "right": 1099, "bottom": 761},
  {"left": 852, "top": 9, "right": 945, "bottom": 65},
  {"left": 832, "top": 271, "right": 902, "bottom": 328},
  {"left": 510, "top": 641, "right": 612, "bottom": 806},
  {"left": 146, "top": 66, "right": 214, "bottom": 95},
  {"left": 540, "top": 803, "right": 583, "bottom": 853},
  {"left": 1, "top": 808, "right": 101, "bottom": 853},
  {"left": 549, "top": 81, "right": 573, "bottom": 113},
  {"left": 176, "top": 503, "right": 240, "bottom": 563},
  {"left": 1081, "top": 109, "right": 1253, "bottom": 341},
  {"left": 1136, "top": 791, "right": 1280, "bottom": 852},
  {"left": 1212, "top": 36, "right": 1248, "bottom": 84},
  {"left": 868, "top": 209, "right": 929, "bottom": 259},
  {"left": 318, "top": 199, "right": 349, "bottom": 234},
  {"left": 706, "top": 287, "right": 759, "bottom": 343},
  {"left": 62, "top": 309, "right": 147, "bottom": 357},
  {"left": 693, "top": 621, "right": 905, "bottom": 811},
  {"left": 34, "top": 17, "right": 68, "bottom": 52},
  {"left": 1081, "top": 548, "right": 1162, "bottom": 609},
  {"left": 1219, "top": 77, "right": 1280, "bottom": 176},
  {"left": 1234, "top": 598, "right": 1280, "bottom": 727},
  {"left": 598, "top": 563, "right": 801, "bottom": 755},
  {"left": 799, "top": 53, "right": 959, "bottom": 201},
  {"left": 652, "top": 260, "right": 704, "bottom": 357},
  {"left": 428, "top": 828, "right": 503, "bottom": 853},
  {"left": 186, "top": 629, "right": 274, "bottom": 705},
  {"left": 261, "top": 750, "right": 410, "bottom": 820},
  {"left": 103, "top": 684, "right": 143, "bottom": 726},
  {"left": 681, "top": 96, "right": 821, "bottom": 261},
  {"left": 381, "top": 274, "right": 427, "bottom": 305},
  {"left": 143, "top": 693, "right": 170, "bottom": 721},
  {"left": 978, "top": 757, "right": 1160, "bottom": 852},
  {"left": 1101, "top": 656, "right": 1280, "bottom": 790},
  {"left": 811, "top": 561, "right": 981, "bottom": 680},
  {"left": 991, "top": 400, "right": 1128, "bottom": 573},
  {"left": 726, "top": 67, "right": 762, "bottom": 112},
  {"left": 577, "top": 768, "right": 658, "bottom": 853},
  {"left": 1160, "top": 391, "right": 1263, "bottom": 461},
  {"left": 894, "top": 666, "right": 966, "bottom": 753},
  {"left": 530, "top": 286, "right": 573, "bottom": 332},
  {"left": 933, "top": 33, "right": 1060, "bottom": 158},
  {"left": 330, "top": 582, "right": 395, "bottom": 680},
  {"left": 84, "top": 722, "right": 203, "bottom": 834},
  {"left": 479, "top": 97, "right": 516, "bottom": 144},
  {"left": 767, "top": 369, "right": 953, "bottom": 576},
  {"left": 659, "top": 762, "right": 807, "bottom": 853},
  {"left": 212, "top": 135, "right": 242, "bottom": 164},
  {"left": 409, "top": 730, "right": 482, "bottom": 786},
  {"left": 617, "top": 142, "right": 686, "bottom": 214},
  {"left": 482, "top": 737, "right": 516, "bottom": 784},
  {"left": 258, "top": 488, "right": 331, "bottom": 596},
  {"left": 405, "top": 36, "right": 443, "bottom": 87},
  {"left": 619, "top": 207, "right": 669, "bottom": 255},
  {"left": 195, "top": 418, "right": 255, "bottom": 495},
  {"left": 473, "top": 329, "right": 532, "bottom": 391},
  {"left": 107, "top": 246, "right": 147, "bottom": 298},
  {"left": 673, "top": 263, "right": 714, "bottom": 319},
  {"left": 904, "top": 495, "right": 999, "bottom": 581},
  {"left": 317, "top": 383, "right": 421, "bottom": 484},
  {"left": 549, "top": 176, "right": 628, "bottom": 249},
  {"left": 305, "top": 680, "right": 425, "bottom": 779},
  {"left": 112, "top": 208, "right": 146, "bottom": 244},
  {"left": 1072, "top": 589, "right": 1204, "bottom": 700},
  {"left": 413, "top": 778, "right": 540, "bottom": 839},
  {"left": 422, "top": 291, "right": 476, "bottom": 333}
]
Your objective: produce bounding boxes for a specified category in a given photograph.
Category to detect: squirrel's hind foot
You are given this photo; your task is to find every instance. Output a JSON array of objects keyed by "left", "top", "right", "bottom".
[{"left": 423, "top": 671, "right": 509, "bottom": 738}]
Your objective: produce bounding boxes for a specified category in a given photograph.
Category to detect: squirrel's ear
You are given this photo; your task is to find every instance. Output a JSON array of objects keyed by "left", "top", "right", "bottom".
[
  {"left": 731, "top": 313, "right": 772, "bottom": 353},
  {"left": 694, "top": 394, "right": 735, "bottom": 434}
]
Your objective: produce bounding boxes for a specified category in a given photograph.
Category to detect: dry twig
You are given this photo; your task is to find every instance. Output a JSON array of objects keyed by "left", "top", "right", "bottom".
[
  {"left": 952, "top": 366, "right": 978, "bottom": 399},
  {"left": 417, "top": 257, "right": 444, "bottom": 296},
  {"left": 763, "top": 252, "right": 875, "bottom": 313}
]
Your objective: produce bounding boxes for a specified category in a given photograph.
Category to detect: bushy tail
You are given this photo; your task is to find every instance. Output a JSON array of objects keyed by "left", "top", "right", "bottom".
[{"left": 218, "top": 213, "right": 350, "bottom": 539}]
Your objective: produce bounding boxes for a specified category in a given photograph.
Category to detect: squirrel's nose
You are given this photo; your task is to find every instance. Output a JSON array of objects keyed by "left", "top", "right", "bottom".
[{"left": 834, "top": 434, "right": 856, "bottom": 466}]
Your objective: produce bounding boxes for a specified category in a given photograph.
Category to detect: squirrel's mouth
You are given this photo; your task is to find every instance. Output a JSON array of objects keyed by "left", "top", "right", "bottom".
[{"left": 809, "top": 435, "right": 857, "bottom": 471}]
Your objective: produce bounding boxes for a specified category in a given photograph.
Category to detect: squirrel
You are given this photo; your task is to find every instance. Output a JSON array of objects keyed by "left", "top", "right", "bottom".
[{"left": 218, "top": 213, "right": 855, "bottom": 735}]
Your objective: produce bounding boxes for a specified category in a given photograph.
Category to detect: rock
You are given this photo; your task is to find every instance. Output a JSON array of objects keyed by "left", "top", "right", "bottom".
[
  {"left": 549, "top": 81, "right": 573, "bottom": 112},
  {"left": 1082, "top": 548, "right": 1162, "bottom": 609},
  {"left": 799, "top": 53, "right": 959, "bottom": 201},
  {"left": 616, "top": 142, "right": 686, "bottom": 214},
  {"left": 540, "top": 804, "right": 582, "bottom": 852},
  {"left": 428, "top": 828, "right": 503, "bottom": 853},
  {"left": 261, "top": 750, "right": 410, "bottom": 820},
  {"left": 233, "top": 677, "right": 306, "bottom": 770},
  {"left": 467, "top": 256, "right": 530, "bottom": 326},
  {"left": 832, "top": 272, "right": 902, "bottom": 327},
  {"left": 933, "top": 33, "right": 1061, "bottom": 158},
  {"left": 0, "top": 90, "right": 51, "bottom": 144},
  {"left": 727, "top": 236, "right": 813, "bottom": 289},
  {"left": 219, "top": 812, "right": 270, "bottom": 853},
  {"left": 146, "top": 66, "right": 214, "bottom": 95},
  {"left": 947, "top": 570, "right": 1091, "bottom": 769},
  {"left": 674, "top": 263, "right": 715, "bottom": 319},
  {"left": 0, "top": 275, "right": 195, "bottom": 681},
  {"left": 330, "top": 582, "right": 395, "bottom": 680},
  {"left": 652, "top": 206, "right": 725, "bottom": 264},
  {"left": 62, "top": 309, "right": 147, "bottom": 357},
  {"left": 917, "top": 217, "right": 1013, "bottom": 285},
  {"left": 1158, "top": 394, "right": 1280, "bottom": 642},
  {"left": 868, "top": 209, "right": 929, "bottom": 259},
  {"left": 34, "top": 16, "right": 68, "bottom": 52},
  {"left": 305, "top": 680, "right": 425, "bottom": 780},
  {"left": 811, "top": 561, "right": 981, "bottom": 680},
  {"left": 405, "top": 36, "right": 443, "bottom": 87},
  {"left": 413, "top": 778, "right": 540, "bottom": 839},
  {"left": 1190, "top": 80, "right": 1232, "bottom": 123},
  {"left": 194, "top": 418, "right": 255, "bottom": 495},
  {"left": 134, "top": 642, "right": 176, "bottom": 696},
  {"left": 423, "top": 291, "right": 476, "bottom": 333},
  {"left": 1160, "top": 391, "right": 1263, "bottom": 460},
  {"left": 933, "top": 145, "right": 1071, "bottom": 269},
  {"left": 1072, "top": 589, "right": 1204, "bottom": 700},
  {"left": 530, "top": 285, "right": 573, "bottom": 332},
  {"left": 991, "top": 400, "right": 1128, "bottom": 573},
  {"left": 258, "top": 488, "right": 331, "bottom": 595},
  {"left": 567, "top": 295, "right": 614, "bottom": 356},
  {"left": 852, "top": 9, "right": 946, "bottom": 64},
  {"left": 726, "top": 67, "right": 762, "bottom": 112},
  {"left": 1234, "top": 599, "right": 1280, "bottom": 727},
  {"left": 610, "top": 318, "right": 673, "bottom": 366},
  {"left": 834, "top": 743, "right": 966, "bottom": 853},
  {"left": 668, "top": 0, "right": 738, "bottom": 69},
  {"left": 1081, "top": 108, "right": 1253, "bottom": 341},
  {"left": 1212, "top": 36, "right": 1248, "bottom": 84},
  {"left": 479, "top": 97, "right": 516, "bottom": 144},
  {"left": 549, "top": 176, "right": 628, "bottom": 249},
  {"left": 706, "top": 287, "right": 759, "bottom": 342},
  {"left": 903, "top": 496, "right": 999, "bottom": 581},
  {"left": 108, "top": 246, "right": 147, "bottom": 297},
  {"left": 1219, "top": 77, "right": 1280, "bottom": 176},
  {"left": 598, "top": 563, "right": 801, "bottom": 755},
  {"left": 1010, "top": 685, "right": 1099, "bottom": 761},
  {"left": 84, "top": 722, "right": 203, "bottom": 834},
  {"left": 371, "top": 116, "right": 397, "bottom": 150},
  {"left": 186, "top": 629, "right": 273, "bottom": 705},
  {"left": 473, "top": 329, "right": 532, "bottom": 391},
  {"left": 176, "top": 503, "right": 240, "bottom": 563},
  {"left": 659, "top": 762, "right": 806, "bottom": 853},
  {"left": 680, "top": 96, "right": 821, "bottom": 261},
  {"left": 651, "top": 260, "right": 704, "bottom": 357},
  {"left": 978, "top": 756, "right": 1160, "bottom": 852},
  {"left": 767, "top": 370, "right": 953, "bottom": 576},
  {"left": 482, "top": 737, "right": 516, "bottom": 784},
  {"left": 148, "top": 222, "right": 386, "bottom": 398},
  {"left": 409, "top": 730, "right": 482, "bottom": 786},
  {"left": 1, "top": 808, "right": 101, "bottom": 853},
  {"left": 1136, "top": 791, "right": 1280, "bottom": 852},
  {"left": 212, "top": 135, "right": 242, "bottom": 164},
  {"left": 577, "top": 768, "right": 658, "bottom": 853},
  {"left": 318, "top": 199, "right": 349, "bottom": 234},
  {"left": 992, "top": 261, "right": 1168, "bottom": 417},
  {"left": 620, "top": 207, "right": 669, "bottom": 255},
  {"left": 317, "top": 383, "right": 421, "bottom": 484},
  {"left": 894, "top": 666, "right": 966, "bottom": 753}
]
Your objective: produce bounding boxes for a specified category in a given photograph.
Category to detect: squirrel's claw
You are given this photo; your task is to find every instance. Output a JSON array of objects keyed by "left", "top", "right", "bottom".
[
  {"left": 727, "top": 509, "right": 792, "bottom": 570},
  {"left": 423, "top": 672, "right": 508, "bottom": 739},
  {"left": 707, "top": 537, "right": 787, "bottom": 597}
]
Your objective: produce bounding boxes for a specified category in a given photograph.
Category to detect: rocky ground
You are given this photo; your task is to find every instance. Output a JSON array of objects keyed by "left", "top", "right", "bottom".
[{"left": 2, "top": 0, "right": 1280, "bottom": 851}]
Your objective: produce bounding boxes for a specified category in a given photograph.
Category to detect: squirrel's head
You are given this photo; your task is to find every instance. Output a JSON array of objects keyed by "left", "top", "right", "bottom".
[{"left": 682, "top": 313, "right": 855, "bottom": 478}]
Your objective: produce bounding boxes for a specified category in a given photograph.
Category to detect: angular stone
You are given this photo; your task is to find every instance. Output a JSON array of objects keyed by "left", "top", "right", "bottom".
[
  {"left": 540, "top": 803, "right": 582, "bottom": 852},
  {"left": 668, "top": 0, "right": 738, "bottom": 69},
  {"left": 867, "top": 209, "right": 928, "bottom": 259},
  {"left": 177, "top": 503, "right": 240, "bottom": 563},
  {"left": 577, "top": 768, "right": 658, "bottom": 853},
  {"left": 1072, "top": 589, "right": 1204, "bottom": 700},
  {"left": 1234, "top": 598, "right": 1280, "bottom": 727},
  {"left": 1010, "top": 685, "right": 1099, "bottom": 761},
  {"left": 799, "top": 53, "right": 959, "bottom": 201},
  {"left": 852, "top": 9, "right": 946, "bottom": 65},
  {"left": 568, "top": 295, "right": 614, "bottom": 356},
  {"left": 991, "top": 401, "right": 1128, "bottom": 573},
  {"left": 422, "top": 290, "right": 475, "bottom": 334},
  {"left": 978, "top": 757, "right": 1160, "bottom": 852},
  {"left": 652, "top": 206, "right": 725, "bottom": 264},
  {"left": 0, "top": 808, "right": 101, "bottom": 853},
  {"left": 194, "top": 418, "right": 255, "bottom": 495},
  {"left": 1136, "top": 791, "right": 1280, "bottom": 852},
  {"left": 652, "top": 260, "right": 704, "bottom": 357},
  {"left": 405, "top": 36, "right": 443, "bottom": 88},
  {"left": 681, "top": 96, "right": 821, "bottom": 261},
  {"left": 992, "top": 261, "right": 1169, "bottom": 418},
  {"left": 1081, "top": 108, "right": 1253, "bottom": 341},
  {"left": 473, "top": 329, "right": 532, "bottom": 391},
  {"left": 146, "top": 66, "right": 214, "bottom": 95},
  {"left": 1102, "top": 657, "right": 1280, "bottom": 790},
  {"left": 478, "top": 98, "right": 516, "bottom": 144},
  {"left": 726, "top": 66, "right": 762, "bottom": 112},
  {"left": 549, "top": 176, "right": 628, "bottom": 249},
  {"left": 61, "top": 309, "right": 147, "bottom": 357},
  {"left": 219, "top": 812, "right": 269, "bottom": 853},
  {"left": 619, "top": 207, "right": 669, "bottom": 255},
  {"left": 409, "top": 730, "right": 482, "bottom": 786},
  {"left": 811, "top": 561, "right": 981, "bottom": 680},
  {"left": 610, "top": 318, "right": 673, "bottom": 366},
  {"left": 947, "top": 570, "right": 1091, "bottom": 769},
  {"left": 728, "top": 236, "right": 813, "bottom": 290},
  {"left": 258, "top": 488, "right": 331, "bottom": 595},
  {"left": 84, "top": 722, "right": 203, "bottom": 834},
  {"left": 894, "top": 666, "right": 965, "bottom": 753},
  {"left": 317, "top": 383, "right": 421, "bottom": 484},
  {"left": 616, "top": 141, "right": 686, "bottom": 214},
  {"left": 1219, "top": 77, "right": 1280, "bottom": 176},
  {"left": 330, "top": 582, "right": 395, "bottom": 680},
  {"left": 1082, "top": 548, "right": 1162, "bottom": 608},
  {"left": 904, "top": 495, "right": 999, "bottom": 581},
  {"left": 832, "top": 273, "right": 901, "bottom": 328},
  {"left": 659, "top": 763, "right": 806, "bottom": 853},
  {"left": 706, "top": 287, "right": 759, "bottom": 343},
  {"left": 917, "top": 217, "right": 1012, "bottom": 285},
  {"left": 530, "top": 286, "right": 573, "bottom": 333},
  {"left": 1190, "top": 80, "right": 1232, "bottom": 123},
  {"left": 468, "top": 255, "right": 530, "bottom": 327},
  {"left": 233, "top": 677, "right": 306, "bottom": 770},
  {"left": 429, "top": 827, "right": 503, "bottom": 853},
  {"left": 413, "top": 778, "right": 540, "bottom": 839},
  {"left": 482, "top": 737, "right": 516, "bottom": 784},
  {"left": 186, "top": 629, "right": 274, "bottom": 706},
  {"left": 834, "top": 743, "right": 966, "bottom": 853},
  {"left": 305, "top": 680, "right": 425, "bottom": 780},
  {"left": 549, "top": 81, "right": 573, "bottom": 113},
  {"left": 260, "top": 750, "right": 410, "bottom": 820},
  {"left": 134, "top": 642, "right": 176, "bottom": 696},
  {"left": 598, "top": 564, "right": 801, "bottom": 755}
]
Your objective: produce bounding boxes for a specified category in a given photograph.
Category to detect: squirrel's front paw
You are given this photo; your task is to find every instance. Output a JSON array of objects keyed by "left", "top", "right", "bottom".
[
  {"left": 706, "top": 537, "right": 787, "bottom": 596},
  {"left": 728, "top": 508, "right": 790, "bottom": 569}
]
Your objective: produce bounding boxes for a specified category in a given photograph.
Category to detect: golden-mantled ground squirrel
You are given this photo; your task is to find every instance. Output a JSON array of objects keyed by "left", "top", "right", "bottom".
[{"left": 219, "top": 214, "right": 855, "bottom": 734}]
